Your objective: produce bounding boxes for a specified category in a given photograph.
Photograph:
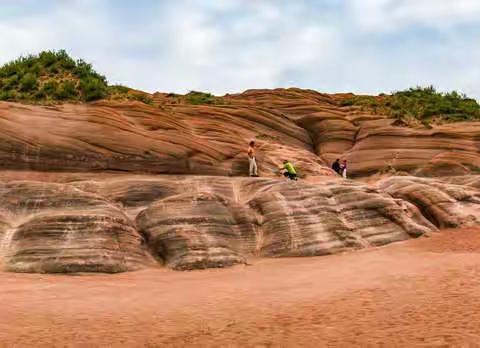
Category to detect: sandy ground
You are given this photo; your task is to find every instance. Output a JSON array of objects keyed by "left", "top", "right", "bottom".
[{"left": 2, "top": 228, "right": 480, "bottom": 347}]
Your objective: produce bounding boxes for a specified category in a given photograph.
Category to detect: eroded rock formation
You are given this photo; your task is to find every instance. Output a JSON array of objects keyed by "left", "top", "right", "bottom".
[
  {"left": 2, "top": 88, "right": 479, "bottom": 179},
  {"left": 0, "top": 174, "right": 478, "bottom": 273},
  {"left": 0, "top": 181, "right": 151, "bottom": 273},
  {"left": 378, "top": 176, "right": 480, "bottom": 228},
  {"left": 0, "top": 88, "right": 479, "bottom": 273}
]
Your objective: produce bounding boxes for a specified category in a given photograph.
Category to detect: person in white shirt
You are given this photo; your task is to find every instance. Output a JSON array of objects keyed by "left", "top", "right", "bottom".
[
  {"left": 247, "top": 141, "right": 258, "bottom": 177},
  {"left": 341, "top": 159, "right": 347, "bottom": 178}
]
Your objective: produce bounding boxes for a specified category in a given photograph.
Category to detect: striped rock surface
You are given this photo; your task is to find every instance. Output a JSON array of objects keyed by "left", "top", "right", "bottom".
[
  {"left": 224, "top": 89, "right": 480, "bottom": 177},
  {"left": 0, "top": 87, "right": 479, "bottom": 273},
  {"left": 1, "top": 87, "right": 479, "bottom": 179},
  {"left": 0, "top": 174, "right": 478, "bottom": 273},
  {"left": 377, "top": 176, "right": 480, "bottom": 228},
  {"left": 0, "top": 181, "right": 151, "bottom": 273}
]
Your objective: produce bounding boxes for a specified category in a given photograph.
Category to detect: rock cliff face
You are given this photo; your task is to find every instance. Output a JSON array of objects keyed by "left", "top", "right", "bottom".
[
  {"left": 0, "top": 174, "right": 478, "bottom": 272},
  {"left": 0, "top": 88, "right": 479, "bottom": 273},
  {"left": 0, "top": 181, "right": 151, "bottom": 273},
  {"left": 2, "top": 88, "right": 479, "bottom": 178}
]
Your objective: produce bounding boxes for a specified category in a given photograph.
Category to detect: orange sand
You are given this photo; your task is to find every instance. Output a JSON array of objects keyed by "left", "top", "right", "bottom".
[{"left": 1, "top": 227, "right": 480, "bottom": 347}]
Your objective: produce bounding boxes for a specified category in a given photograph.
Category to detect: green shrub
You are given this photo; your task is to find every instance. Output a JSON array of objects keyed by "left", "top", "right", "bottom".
[
  {"left": 74, "top": 59, "right": 106, "bottom": 83},
  {"left": 19, "top": 73, "right": 38, "bottom": 92},
  {"left": 34, "top": 89, "right": 47, "bottom": 100},
  {"left": 0, "top": 90, "right": 15, "bottom": 101},
  {"left": 55, "top": 80, "right": 78, "bottom": 100},
  {"left": 130, "top": 93, "right": 153, "bottom": 104},
  {"left": 42, "top": 80, "right": 58, "bottom": 95},
  {"left": 0, "top": 50, "right": 108, "bottom": 103},
  {"left": 4, "top": 75, "right": 19, "bottom": 89},
  {"left": 79, "top": 76, "right": 106, "bottom": 101},
  {"left": 0, "top": 50, "right": 156, "bottom": 105},
  {"left": 109, "top": 85, "right": 130, "bottom": 94},
  {"left": 38, "top": 51, "right": 58, "bottom": 67},
  {"left": 185, "top": 91, "right": 216, "bottom": 105},
  {"left": 339, "top": 99, "right": 354, "bottom": 106},
  {"left": 339, "top": 86, "right": 480, "bottom": 125},
  {"left": 107, "top": 85, "right": 153, "bottom": 105},
  {"left": 48, "top": 65, "right": 59, "bottom": 75},
  {"left": 31, "top": 63, "right": 41, "bottom": 75},
  {"left": 16, "top": 92, "right": 31, "bottom": 101}
]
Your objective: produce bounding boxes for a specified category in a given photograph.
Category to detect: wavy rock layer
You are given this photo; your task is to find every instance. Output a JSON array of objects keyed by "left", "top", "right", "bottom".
[
  {"left": 0, "top": 181, "right": 151, "bottom": 273},
  {"left": 0, "top": 174, "right": 478, "bottom": 273},
  {"left": 378, "top": 176, "right": 480, "bottom": 228},
  {"left": 2, "top": 87, "right": 479, "bottom": 179},
  {"left": 0, "top": 100, "right": 328, "bottom": 178},
  {"left": 224, "top": 89, "right": 480, "bottom": 177},
  {"left": 0, "top": 88, "right": 479, "bottom": 273}
]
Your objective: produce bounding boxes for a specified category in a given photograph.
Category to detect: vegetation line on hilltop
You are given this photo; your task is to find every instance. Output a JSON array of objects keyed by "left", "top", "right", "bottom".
[
  {"left": 0, "top": 49, "right": 226, "bottom": 106},
  {"left": 0, "top": 50, "right": 153, "bottom": 104},
  {"left": 339, "top": 86, "right": 480, "bottom": 126},
  {"left": 1, "top": 50, "right": 479, "bottom": 127}
]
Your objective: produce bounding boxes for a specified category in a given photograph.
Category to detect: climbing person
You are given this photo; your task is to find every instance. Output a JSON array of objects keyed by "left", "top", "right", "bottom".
[
  {"left": 280, "top": 160, "right": 298, "bottom": 180},
  {"left": 341, "top": 159, "right": 347, "bottom": 178},
  {"left": 247, "top": 140, "right": 258, "bottom": 177},
  {"left": 331, "top": 158, "right": 341, "bottom": 174}
]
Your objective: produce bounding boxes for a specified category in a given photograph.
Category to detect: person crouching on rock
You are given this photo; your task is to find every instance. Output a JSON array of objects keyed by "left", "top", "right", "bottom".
[
  {"left": 341, "top": 159, "right": 347, "bottom": 178},
  {"left": 331, "top": 158, "right": 341, "bottom": 174},
  {"left": 248, "top": 141, "right": 259, "bottom": 177},
  {"left": 280, "top": 160, "right": 298, "bottom": 180}
]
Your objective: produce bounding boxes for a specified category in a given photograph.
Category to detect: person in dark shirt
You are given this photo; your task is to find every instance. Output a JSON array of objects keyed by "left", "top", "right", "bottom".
[{"left": 331, "top": 159, "right": 341, "bottom": 174}]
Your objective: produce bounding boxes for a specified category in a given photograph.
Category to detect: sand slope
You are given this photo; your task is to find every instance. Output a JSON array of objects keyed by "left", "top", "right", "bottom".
[{"left": 1, "top": 227, "right": 480, "bottom": 347}]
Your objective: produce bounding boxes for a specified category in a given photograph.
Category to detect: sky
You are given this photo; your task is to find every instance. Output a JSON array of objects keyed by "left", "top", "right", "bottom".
[{"left": 1, "top": 0, "right": 479, "bottom": 99}]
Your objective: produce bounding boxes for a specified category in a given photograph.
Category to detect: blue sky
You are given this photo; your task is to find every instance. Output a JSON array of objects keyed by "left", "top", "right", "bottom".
[{"left": 1, "top": 0, "right": 479, "bottom": 99}]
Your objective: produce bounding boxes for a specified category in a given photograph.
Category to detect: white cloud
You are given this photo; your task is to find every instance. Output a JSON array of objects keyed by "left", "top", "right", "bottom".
[
  {"left": 101, "top": 0, "right": 340, "bottom": 94},
  {"left": 349, "top": 0, "right": 480, "bottom": 32},
  {"left": 0, "top": 0, "right": 114, "bottom": 64},
  {"left": 0, "top": 0, "right": 479, "bottom": 100}
]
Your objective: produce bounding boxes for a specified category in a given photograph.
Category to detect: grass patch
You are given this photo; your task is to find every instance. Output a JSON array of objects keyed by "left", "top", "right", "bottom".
[
  {"left": 0, "top": 50, "right": 151, "bottom": 105},
  {"left": 339, "top": 86, "right": 480, "bottom": 126},
  {"left": 130, "top": 93, "right": 153, "bottom": 105},
  {"left": 0, "top": 50, "right": 107, "bottom": 103},
  {"left": 108, "top": 85, "right": 153, "bottom": 104},
  {"left": 164, "top": 90, "right": 224, "bottom": 105},
  {"left": 185, "top": 91, "right": 216, "bottom": 104}
]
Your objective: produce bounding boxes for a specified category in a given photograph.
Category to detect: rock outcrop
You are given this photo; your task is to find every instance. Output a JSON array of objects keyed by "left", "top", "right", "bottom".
[
  {"left": 2, "top": 88, "right": 479, "bottom": 179},
  {"left": 0, "top": 87, "right": 479, "bottom": 273},
  {"left": 0, "top": 181, "right": 151, "bottom": 273},
  {"left": 1, "top": 174, "right": 478, "bottom": 273},
  {"left": 224, "top": 89, "right": 480, "bottom": 177},
  {"left": 0, "top": 100, "right": 329, "bottom": 178},
  {"left": 377, "top": 176, "right": 480, "bottom": 228}
]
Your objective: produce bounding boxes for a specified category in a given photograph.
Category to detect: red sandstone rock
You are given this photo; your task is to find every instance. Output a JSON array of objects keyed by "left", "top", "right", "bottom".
[
  {"left": 2, "top": 173, "right": 478, "bottom": 272},
  {"left": 0, "top": 88, "right": 479, "bottom": 273}
]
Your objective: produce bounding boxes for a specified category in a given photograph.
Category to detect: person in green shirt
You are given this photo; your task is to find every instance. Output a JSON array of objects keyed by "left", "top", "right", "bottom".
[{"left": 280, "top": 160, "right": 298, "bottom": 180}]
